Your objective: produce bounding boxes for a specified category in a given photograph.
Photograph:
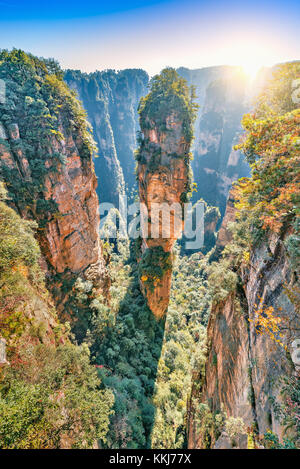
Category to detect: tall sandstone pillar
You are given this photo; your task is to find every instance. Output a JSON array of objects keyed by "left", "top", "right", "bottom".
[{"left": 136, "top": 69, "right": 196, "bottom": 318}]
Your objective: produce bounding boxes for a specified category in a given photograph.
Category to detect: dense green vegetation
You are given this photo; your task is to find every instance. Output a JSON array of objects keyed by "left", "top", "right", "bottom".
[
  {"left": 190, "top": 62, "right": 300, "bottom": 449},
  {"left": 138, "top": 68, "right": 198, "bottom": 145},
  {"left": 0, "top": 343, "right": 114, "bottom": 449},
  {"left": 150, "top": 248, "right": 210, "bottom": 448},
  {"left": 204, "top": 63, "right": 300, "bottom": 304},
  {"left": 86, "top": 240, "right": 165, "bottom": 448},
  {"left": 138, "top": 246, "right": 173, "bottom": 292},
  {"left": 0, "top": 183, "right": 114, "bottom": 449},
  {"left": 0, "top": 51, "right": 299, "bottom": 450},
  {"left": 83, "top": 239, "right": 210, "bottom": 449},
  {"left": 234, "top": 63, "right": 300, "bottom": 249},
  {"left": 0, "top": 49, "right": 95, "bottom": 225}
]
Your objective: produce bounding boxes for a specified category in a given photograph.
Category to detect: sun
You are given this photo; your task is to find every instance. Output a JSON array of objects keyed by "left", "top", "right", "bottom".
[{"left": 241, "top": 61, "right": 262, "bottom": 81}]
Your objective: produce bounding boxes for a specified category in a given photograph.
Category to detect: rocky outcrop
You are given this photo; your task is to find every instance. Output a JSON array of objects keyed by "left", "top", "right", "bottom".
[
  {"left": 65, "top": 66, "right": 266, "bottom": 230},
  {"left": 65, "top": 67, "right": 252, "bottom": 216},
  {"left": 178, "top": 68, "right": 247, "bottom": 215},
  {"left": 137, "top": 146, "right": 188, "bottom": 318},
  {"left": 0, "top": 126, "right": 106, "bottom": 271},
  {"left": 179, "top": 67, "right": 275, "bottom": 219},
  {"left": 0, "top": 52, "right": 109, "bottom": 321},
  {"left": 36, "top": 135, "right": 104, "bottom": 277},
  {"left": 136, "top": 69, "right": 195, "bottom": 318},
  {"left": 187, "top": 195, "right": 299, "bottom": 448}
]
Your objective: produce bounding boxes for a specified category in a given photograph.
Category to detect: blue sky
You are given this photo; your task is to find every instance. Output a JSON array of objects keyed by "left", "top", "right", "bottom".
[{"left": 0, "top": 0, "right": 299, "bottom": 74}]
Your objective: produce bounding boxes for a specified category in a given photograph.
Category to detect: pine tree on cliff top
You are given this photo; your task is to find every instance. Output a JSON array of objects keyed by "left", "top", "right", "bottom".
[{"left": 138, "top": 67, "right": 198, "bottom": 144}]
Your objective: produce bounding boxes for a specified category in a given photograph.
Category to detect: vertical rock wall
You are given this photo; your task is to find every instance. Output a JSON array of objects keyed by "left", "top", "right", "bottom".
[
  {"left": 187, "top": 193, "right": 299, "bottom": 448},
  {"left": 64, "top": 69, "right": 149, "bottom": 206},
  {"left": 0, "top": 52, "right": 109, "bottom": 318},
  {"left": 136, "top": 70, "right": 195, "bottom": 318}
]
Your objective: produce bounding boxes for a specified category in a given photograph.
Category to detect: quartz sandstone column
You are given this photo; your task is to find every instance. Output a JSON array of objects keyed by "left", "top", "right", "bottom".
[{"left": 136, "top": 69, "right": 196, "bottom": 318}]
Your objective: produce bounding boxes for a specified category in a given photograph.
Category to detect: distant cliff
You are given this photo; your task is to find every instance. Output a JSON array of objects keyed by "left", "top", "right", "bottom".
[
  {"left": 179, "top": 68, "right": 250, "bottom": 216},
  {"left": 65, "top": 66, "right": 252, "bottom": 220},
  {"left": 65, "top": 68, "right": 149, "bottom": 206}
]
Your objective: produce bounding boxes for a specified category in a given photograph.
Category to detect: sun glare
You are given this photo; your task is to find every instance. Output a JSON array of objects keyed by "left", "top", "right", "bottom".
[
  {"left": 241, "top": 61, "right": 262, "bottom": 81},
  {"left": 222, "top": 41, "right": 269, "bottom": 82}
]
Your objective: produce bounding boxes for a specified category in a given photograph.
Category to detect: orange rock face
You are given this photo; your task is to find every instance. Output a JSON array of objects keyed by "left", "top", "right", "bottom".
[
  {"left": 137, "top": 114, "right": 191, "bottom": 318},
  {"left": 0, "top": 123, "right": 109, "bottom": 313},
  {"left": 42, "top": 136, "right": 103, "bottom": 276}
]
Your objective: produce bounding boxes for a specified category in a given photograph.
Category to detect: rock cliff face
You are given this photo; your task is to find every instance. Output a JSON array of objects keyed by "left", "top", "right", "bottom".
[
  {"left": 187, "top": 193, "right": 299, "bottom": 449},
  {"left": 136, "top": 69, "right": 195, "bottom": 318},
  {"left": 63, "top": 66, "right": 271, "bottom": 261},
  {"left": 0, "top": 173, "right": 114, "bottom": 449},
  {"left": 192, "top": 73, "right": 249, "bottom": 216},
  {"left": 0, "top": 51, "right": 109, "bottom": 319},
  {"left": 65, "top": 67, "right": 254, "bottom": 219},
  {"left": 64, "top": 69, "right": 149, "bottom": 206},
  {"left": 137, "top": 122, "right": 189, "bottom": 318}
]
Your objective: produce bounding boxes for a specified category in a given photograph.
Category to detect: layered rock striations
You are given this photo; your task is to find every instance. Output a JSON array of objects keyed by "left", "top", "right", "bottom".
[
  {"left": 136, "top": 69, "right": 196, "bottom": 318},
  {"left": 187, "top": 64, "right": 300, "bottom": 448},
  {"left": 66, "top": 66, "right": 253, "bottom": 218},
  {"left": 64, "top": 69, "right": 149, "bottom": 206},
  {"left": 63, "top": 66, "right": 272, "bottom": 230},
  {"left": 0, "top": 50, "right": 109, "bottom": 319},
  {"left": 0, "top": 182, "right": 114, "bottom": 449},
  {"left": 187, "top": 193, "right": 299, "bottom": 449},
  {"left": 64, "top": 65, "right": 268, "bottom": 242},
  {"left": 191, "top": 73, "right": 250, "bottom": 216}
]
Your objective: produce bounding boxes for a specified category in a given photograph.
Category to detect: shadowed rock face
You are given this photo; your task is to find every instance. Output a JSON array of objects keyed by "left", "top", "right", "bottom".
[
  {"left": 136, "top": 70, "right": 195, "bottom": 318},
  {"left": 213, "top": 187, "right": 236, "bottom": 257},
  {"left": 65, "top": 67, "right": 252, "bottom": 217},
  {"left": 178, "top": 67, "right": 273, "bottom": 218},
  {"left": 64, "top": 69, "right": 149, "bottom": 206},
  {"left": 0, "top": 121, "right": 109, "bottom": 307},
  {"left": 187, "top": 192, "right": 299, "bottom": 449},
  {"left": 40, "top": 136, "right": 101, "bottom": 274},
  {"left": 0, "top": 55, "right": 109, "bottom": 316},
  {"left": 138, "top": 114, "right": 190, "bottom": 251},
  {"left": 191, "top": 74, "right": 249, "bottom": 217},
  {"left": 63, "top": 66, "right": 271, "bottom": 246}
]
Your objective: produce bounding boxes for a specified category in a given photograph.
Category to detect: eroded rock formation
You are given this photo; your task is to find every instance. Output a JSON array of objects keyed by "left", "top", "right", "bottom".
[
  {"left": 187, "top": 193, "right": 299, "bottom": 449},
  {"left": 136, "top": 69, "right": 195, "bottom": 318},
  {"left": 0, "top": 52, "right": 109, "bottom": 319},
  {"left": 64, "top": 69, "right": 149, "bottom": 206},
  {"left": 65, "top": 67, "right": 254, "bottom": 219},
  {"left": 191, "top": 73, "right": 249, "bottom": 217}
]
